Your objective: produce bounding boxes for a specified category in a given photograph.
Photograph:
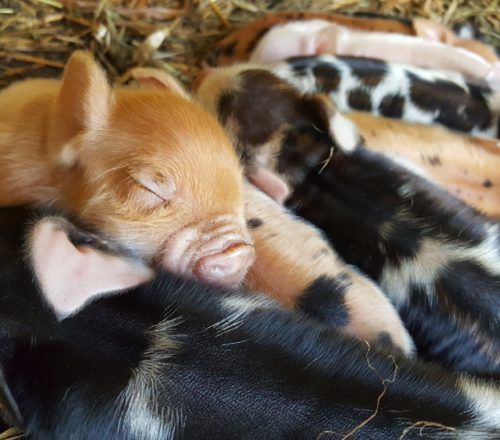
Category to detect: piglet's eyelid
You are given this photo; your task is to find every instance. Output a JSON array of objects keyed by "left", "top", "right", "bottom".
[{"left": 130, "top": 175, "right": 174, "bottom": 203}]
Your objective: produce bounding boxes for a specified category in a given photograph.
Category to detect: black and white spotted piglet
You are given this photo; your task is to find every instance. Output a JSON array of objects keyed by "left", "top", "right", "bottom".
[
  {"left": 195, "top": 66, "right": 500, "bottom": 377},
  {"left": 270, "top": 55, "right": 499, "bottom": 138},
  {"left": 1, "top": 206, "right": 500, "bottom": 439}
]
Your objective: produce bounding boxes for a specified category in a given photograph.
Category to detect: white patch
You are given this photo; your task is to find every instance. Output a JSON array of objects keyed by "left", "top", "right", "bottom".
[
  {"left": 213, "top": 295, "right": 276, "bottom": 334},
  {"left": 272, "top": 62, "right": 317, "bottom": 93},
  {"left": 381, "top": 224, "right": 500, "bottom": 309},
  {"left": 329, "top": 111, "right": 360, "bottom": 152},
  {"left": 117, "top": 318, "right": 182, "bottom": 440},
  {"left": 380, "top": 237, "right": 449, "bottom": 306},
  {"left": 388, "top": 155, "right": 431, "bottom": 180},
  {"left": 459, "top": 377, "right": 500, "bottom": 429}
]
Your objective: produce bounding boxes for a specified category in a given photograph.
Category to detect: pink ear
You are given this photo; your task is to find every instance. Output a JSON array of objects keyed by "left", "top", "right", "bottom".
[
  {"left": 30, "top": 219, "right": 154, "bottom": 319},
  {"left": 247, "top": 168, "right": 290, "bottom": 204},
  {"left": 130, "top": 67, "right": 190, "bottom": 99}
]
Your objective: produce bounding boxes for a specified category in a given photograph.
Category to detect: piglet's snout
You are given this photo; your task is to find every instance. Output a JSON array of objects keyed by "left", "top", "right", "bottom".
[
  {"left": 194, "top": 242, "right": 255, "bottom": 286},
  {"left": 162, "top": 216, "right": 255, "bottom": 287}
]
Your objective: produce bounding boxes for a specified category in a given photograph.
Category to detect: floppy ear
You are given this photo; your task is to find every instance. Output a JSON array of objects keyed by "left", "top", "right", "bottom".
[
  {"left": 48, "top": 51, "right": 111, "bottom": 166},
  {"left": 30, "top": 219, "right": 154, "bottom": 320},
  {"left": 306, "top": 94, "right": 361, "bottom": 153},
  {"left": 130, "top": 67, "right": 191, "bottom": 99}
]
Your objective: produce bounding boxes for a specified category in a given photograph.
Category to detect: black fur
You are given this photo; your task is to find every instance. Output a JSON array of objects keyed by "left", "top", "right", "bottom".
[{"left": 0, "top": 207, "right": 498, "bottom": 438}]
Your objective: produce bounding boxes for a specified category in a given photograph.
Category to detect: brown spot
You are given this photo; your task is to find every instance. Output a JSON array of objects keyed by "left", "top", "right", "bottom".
[
  {"left": 348, "top": 89, "right": 372, "bottom": 112},
  {"left": 247, "top": 218, "right": 263, "bottom": 229},
  {"left": 483, "top": 179, "right": 493, "bottom": 188},
  {"left": 312, "top": 247, "right": 329, "bottom": 261},
  {"left": 428, "top": 155, "right": 442, "bottom": 166},
  {"left": 313, "top": 63, "right": 341, "bottom": 93}
]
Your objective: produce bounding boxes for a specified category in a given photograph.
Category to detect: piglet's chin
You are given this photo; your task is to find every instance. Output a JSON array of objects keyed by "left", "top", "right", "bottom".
[{"left": 194, "top": 242, "right": 255, "bottom": 287}]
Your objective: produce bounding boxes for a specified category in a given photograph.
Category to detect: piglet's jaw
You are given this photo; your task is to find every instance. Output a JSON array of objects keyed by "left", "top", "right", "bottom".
[{"left": 161, "top": 215, "right": 255, "bottom": 287}]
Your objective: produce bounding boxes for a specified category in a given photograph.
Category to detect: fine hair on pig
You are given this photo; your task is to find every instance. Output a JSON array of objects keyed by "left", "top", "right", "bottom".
[
  {"left": 244, "top": 181, "right": 414, "bottom": 356},
  {"left": 1, "top": 206, "right": 500, "bottom": 438},
  {"left": 194, "top": 65, "right": 500, "bottom": 377},
  {"left": 0, "top": 51, "right": 254, "bottom": 287}
]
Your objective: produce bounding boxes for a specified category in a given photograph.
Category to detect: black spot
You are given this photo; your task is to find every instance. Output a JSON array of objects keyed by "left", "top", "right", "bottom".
[
  {"left": 217, "top": 92, "right": 236, "bottom": 126},
  {"left": 378, "top": 94, "right": 405, "bottom": 119},
  {"left": 428, "top": 155, "right": 442, "bottom": 166},
  {"left": 298, "top": 274, "right": 351, "bottom": 327},
  {"left": 347, "top": 89, "right": 372, "bottom": 112},
  {"left": 376, "top": 331, "right": 403, "bottom": 357},
  {"left": 220, "top": 40, "right": 236, "bottom": 57},
  {"left": 246, "top": 218, "right": 263, "bottom": 229},
  {"left": 342, "top": 57, "right": 388, "bottom": 87},
  {"left": 483, "top": 179, "right": 493, "bottom": 188},
  {"left": 312, "top": 61, "right": 342, "bottom": 93},
  {"left": 408, "top": 73, "right": 492, "bottom": 133}
]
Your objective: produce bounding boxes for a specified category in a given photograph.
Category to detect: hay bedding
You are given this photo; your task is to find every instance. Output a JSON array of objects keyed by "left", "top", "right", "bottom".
[
  {"left": 0, "top": 0, "right": 499, "bottom": 438},
  {"left": 0, "top": 1, "right": 498, "bottom": 90}
]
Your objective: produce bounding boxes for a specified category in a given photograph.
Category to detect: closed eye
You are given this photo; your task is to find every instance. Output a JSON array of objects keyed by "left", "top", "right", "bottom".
[{"left": 130, "top": 172, "right": 177, "bottom": 207}]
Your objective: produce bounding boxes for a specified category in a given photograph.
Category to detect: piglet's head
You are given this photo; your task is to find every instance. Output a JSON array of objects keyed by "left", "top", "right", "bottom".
[
  {"left": 194, "top": 64, "right": 361, "bottom": 202},
  {"left": 46, "top": 52, "right": 254, "bottom": 287}
]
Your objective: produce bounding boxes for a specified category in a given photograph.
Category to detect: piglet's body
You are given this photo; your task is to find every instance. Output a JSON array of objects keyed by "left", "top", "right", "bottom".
[
  {"left": 272, "top": 56, "right": 498, "bottom": 138},
  {"left": 195, "top": 65, "right": 500, "bottom": 376},
  {"left": 0, "top": 52, "right": 254, "bottom": 287},
  {"left": 251, "top": 20, "right": 500, "bottom": 88},
  {"left": 243, "top": 20, "right": 500, "bottom": 88},
  {"left": 214, "top": 12, "right": 498, "bottom": 68},
  {"left": 244, "top": 182, "right": 414, "bottom": 355},
  {"left": 2, "top": 206, "right": 500, "bottom": 438}
]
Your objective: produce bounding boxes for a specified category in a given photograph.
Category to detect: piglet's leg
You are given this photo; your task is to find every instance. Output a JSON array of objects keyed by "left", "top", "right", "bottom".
[{"left": 244, "top": 182, "right": 414, "bottom": 356}]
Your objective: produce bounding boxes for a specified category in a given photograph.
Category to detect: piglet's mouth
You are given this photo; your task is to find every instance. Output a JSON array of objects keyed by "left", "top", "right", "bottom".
[{"left": 193, "top": 242, "right": 255, "bottom": 287}]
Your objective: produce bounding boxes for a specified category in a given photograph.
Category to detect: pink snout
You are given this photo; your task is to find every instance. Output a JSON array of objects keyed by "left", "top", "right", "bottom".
[{"left": 194, "top": 242, "right": 255, "bottom": 287}]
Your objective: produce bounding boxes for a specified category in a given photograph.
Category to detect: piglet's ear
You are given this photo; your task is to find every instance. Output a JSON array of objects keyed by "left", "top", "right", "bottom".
[
  {"left": 130, "top": 67, "right": 191, "bottom": 100},
  {"left": 48, "top": 51, "right": 111, "bottom": 166},
  {"left": 312, "top": 94, "right": 361, "bottom": 153},
  {"left": 30, "top": 219, "right": 154, "bottom": 320}
]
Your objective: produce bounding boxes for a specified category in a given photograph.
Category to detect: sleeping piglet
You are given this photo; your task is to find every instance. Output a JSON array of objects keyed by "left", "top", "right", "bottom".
[
  {"left": 249, "top": 19, "right": 500, "bottom": 88},
  {"left": 194, "top": 64, "right": 500, "bottom": 214},
  {"left": 0, "top": 51, "right": 254, "bottom": 288}
]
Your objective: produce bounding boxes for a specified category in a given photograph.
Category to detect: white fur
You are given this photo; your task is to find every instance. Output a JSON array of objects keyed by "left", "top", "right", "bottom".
[
  {"left": 459, "top": 377, "right": 500, "bottom": 429},
  {"left": 117, "top": 318, "right": 182, "bottom": 439}
]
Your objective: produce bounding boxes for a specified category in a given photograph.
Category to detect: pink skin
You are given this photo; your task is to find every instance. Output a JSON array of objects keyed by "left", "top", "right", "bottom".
[
  {"left": 31, "top": 220, "right": 154, "bottom": 319},
  {"left": 160, "top": 214, "right": 255, "bottom": 287},
  {"left": 250, "top": 20, "right": 499, "bottom": 88},
  {"left": 247, "top": 167, "right": 290, "bottom": 204}
]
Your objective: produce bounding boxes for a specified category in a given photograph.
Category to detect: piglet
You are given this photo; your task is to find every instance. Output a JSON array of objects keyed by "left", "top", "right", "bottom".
[
  {"left": 194, "top": 65, "right": 500, "bottom": 376},
  {"left": 1, "top": 206, "right": 500, "bottom": 438},
  {"left": 249, "top": 19, "right": 500, "bottom": 88},
  {"left": 244, "top": 181, "right": 414, "bottom": 355},
  {"left": 0, "top": 51, "right": 254, "bottom": 287},
  {"left": 196, "top": 63, "right": 500, "bottom": 217}
]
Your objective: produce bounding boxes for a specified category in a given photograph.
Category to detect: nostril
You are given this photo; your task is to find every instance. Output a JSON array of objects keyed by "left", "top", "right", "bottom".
[{"left": 194, "top": 243, "right": 255, "bottom": 287}]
